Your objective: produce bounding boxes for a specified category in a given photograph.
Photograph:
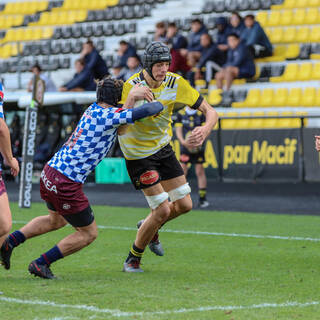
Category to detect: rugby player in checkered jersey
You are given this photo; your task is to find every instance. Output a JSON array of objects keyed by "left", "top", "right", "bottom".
[
  {"left": 0, "top": 76, "right": 163, "bottom": 279},
  {"left": 118, "top": 42, "right": 218, "bottom": 272},
  {"left": 0, "top": 82, "right": 20, "bottom": 252}
]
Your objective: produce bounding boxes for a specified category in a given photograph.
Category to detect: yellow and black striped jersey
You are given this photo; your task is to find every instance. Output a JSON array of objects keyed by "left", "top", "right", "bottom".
[{"left": 118, "top": 71, "right": 203, "bottom": 160}]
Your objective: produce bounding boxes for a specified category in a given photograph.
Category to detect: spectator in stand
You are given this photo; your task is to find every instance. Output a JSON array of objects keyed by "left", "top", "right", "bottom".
[
  {"left": 241, "top": 14, "right": 273, "bottom": 58},
  {"left": 27, "top": 64, "right": 57, "bottom": 93},
  {"left": 166, "top": 22, "right": 190, "bottom": 76},
  {"left": 193, "top": 33, "right": 227, "bottom": 86},
  {"left": 118, "top": 55, "right": 142, "bottom": 82},
  {"left": 59, "top": 59, "right": 96, "bottom": 92},
  {"left": 154, "top": 21, "right": 167, "bottom": 42},
  {"left": 229, "top": 12, "right": 245, "bottom": 37},
  {"left": 214, "top": 33, "right": 255, "bottom": 91},
  {"left": 115, "top": 40, "right": 137, "bottom": 68},
  {"left": 215, "top": 17, "right": 231, "bottom": 54},
  {"left": 80, "top": 39, "right": 109, "bottom": 80}
]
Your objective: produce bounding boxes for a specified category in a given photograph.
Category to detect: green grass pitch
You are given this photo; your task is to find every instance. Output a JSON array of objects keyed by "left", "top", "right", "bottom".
[{"left": 1, "top": 202, "right": 320, "bottom": 320}]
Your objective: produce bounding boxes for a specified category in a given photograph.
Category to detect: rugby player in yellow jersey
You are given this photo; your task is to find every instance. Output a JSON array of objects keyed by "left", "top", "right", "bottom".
[{"left": 119, "top": 41, "right": 218, "bottom": 272}]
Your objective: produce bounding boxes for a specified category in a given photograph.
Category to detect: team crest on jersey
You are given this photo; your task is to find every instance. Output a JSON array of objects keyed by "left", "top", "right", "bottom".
[
  {"left": 63, "top": 203, "right": 71, "bottom": 210},
  {"left": 140, "top": 170, "right": 159, "bottom": 185}
]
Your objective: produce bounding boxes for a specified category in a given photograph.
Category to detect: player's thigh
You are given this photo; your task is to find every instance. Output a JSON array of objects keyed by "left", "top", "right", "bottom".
[
  {"left": 75, "top": 219, "right": 98, "bottom": 242},
  {"left": 195, "top": 163, "right": 205, "bottom": 176},
  {"left": 0, "top": 192, "right": 11, "bottom": 233},
  {"left": 161, "top": 175, "right": 188, "bottom": 192},
  {"left": 48, "top": 209, "right": 68, "bottom": 229}
]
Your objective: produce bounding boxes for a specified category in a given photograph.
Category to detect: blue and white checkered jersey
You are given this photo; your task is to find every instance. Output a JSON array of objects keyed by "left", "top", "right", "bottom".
[
  {"left": 48, "top": 102, "right": 133, "bottom": 183},
  {"left": 0, "top": 82, "right": 4, "bottom": 172}
]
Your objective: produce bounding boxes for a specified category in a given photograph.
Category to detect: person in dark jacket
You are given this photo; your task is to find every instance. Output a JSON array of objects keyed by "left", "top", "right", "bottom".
[
  {"left": 215, "top": 16, "right": 231, "bottom": 53},
  {"left": 186, "top": 18, "right": 208, "bottom": 52},
  {"left": 241, "top": 14, "right": 273, "bottom": 58},
  {"left": 215, "top": 33, "right": 255, "bottom": 90},
  {"left": 59, "top": 59, "right": 96, "bottom": 92},
  {"left": 80, "top": 39, "right": 109, "bottom": 80},
  {"left": 115, "top": 40, "right": 137, "bottom": 68},
  {"left": 192, "top": 33, "right": 226, "bottom": 85},
  {"left": 229, "top": 12, "right": 245, "bottom": 37}
]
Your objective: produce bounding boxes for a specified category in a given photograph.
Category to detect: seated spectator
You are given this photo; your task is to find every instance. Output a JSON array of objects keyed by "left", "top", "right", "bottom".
[
  {"left": 154, "top": 21, "right": 167, "bottom": 42},
  {"left": 241, "top": 14, "right": 273, "bottom": 58},
  {"left": 80, "top": 39, "right": 109, "bottom": 80},
  {"left": 166, "top": 22, "right": 189, "bottom": 76},
  {"left": 229, "top": 12, "right": 245, "bottom": 37},
  {"left": 59, "top": 59, "right": 96, "bottom": 92},
  {"left": 118, "top": 55, "right": 142, "bottom": 81},
  {"left": 215, "top": 33, "right": 255, "bottom": 91},
  {"left": 115, "top": 40, "right": 137, "bottom": 68},
  {"left": 27, "top": 64, "right": 57, "bottom": 92},
  {"left": 215, "top": 17, "right": 231, "bottom": 54}
]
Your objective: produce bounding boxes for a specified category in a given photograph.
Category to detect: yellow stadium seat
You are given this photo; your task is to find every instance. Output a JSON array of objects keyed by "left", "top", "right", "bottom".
[
  {"left": 296, "top": 26, "right": 309, "bottom": 43},
  {"left": 301, "top": 87, "right": 316, "bottom": 106},
  {"left": 208, "top": 89, "right": 223, "bottom": 105},
  {"left": 232, "top": 89, "right": 260, "bottom": 108},
  {"left": 284, "top": 43, "right": 300, "bottom": 59},
  {"left": 106, "top": 0, "right": 119, "bottom": 5},
  {"left": 284, "top": 27, "right": 296, "bottom": 43},
  {"left": 287, "top": 88, "right": 302, "bottom": 106},
  {"left": 280, "top": 10, "right": 293, "bottom": 26},
  {"left": 314, "top": 89, "right": 320, "bottom": 106},
  {"left": 24, "top": 28, "right": 34, "bottom": 41},
  {"left": 260, "top": 88, "right": 274, "bottom": 107},
  {"left": 311, "top": 63, "right": 320, "bottom": 80},
  {"left": 251, "top": 111, "right": 265, "bottom": 128},
  {"left": 42, "top": 27, "right": 53, "bottom": 39},
  {"left": 292, "top": 8, "right": 306, "bottom": 25},
  {"left": 305, "top": 7, "right": 319, "bottom": 24},
  {"left": 310, "top": 26, "right": 320, "bottom": 42},
  {"left": 256, "top": 11, "right": 268, "bottom": 26},
  {"left": 263, "top": 112, "right": 279, "bottom": 128},
  {"left": 267, "top": 27, "right": 283, "bottom": 43},
  {"left": 237, "top": 112, "right": 252, "bottom": 129},
  {"left": 273, "top": 88, "right": 288, "bottom": 106},
  {"left": 279, "top": 111, "right": 300, "bottom": 128},
  {"left": 221, "top": 112, "right": 238, "bottom": 129},
  {"left": 270, "top": 63, "right": 298, "bottom": 82},
  {"left": 307, "top": 0, "right": 320, "bottom": 7},
  {"left": 268, "top": 11, "right": 281, "bottom": 27},
  {"left": 310, "top": 53, "right": 320, "bottom": 60},
  {"left": 297, "top": 63, "right": 312, "bottom": 81}
]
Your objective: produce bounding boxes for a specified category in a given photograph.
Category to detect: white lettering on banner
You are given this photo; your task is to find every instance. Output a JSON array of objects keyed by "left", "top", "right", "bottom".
[
  {"left": 26, "top": 110, "right": 37, "bottom": 156},
  {"left": 41, "top": 170, "right": 58, "bottom": 194},
  {"left": 24, "top": 162, "right": 33, "bottom": 207}
]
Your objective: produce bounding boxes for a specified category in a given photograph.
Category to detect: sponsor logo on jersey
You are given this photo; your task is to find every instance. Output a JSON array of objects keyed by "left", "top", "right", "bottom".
[
  {"left": 140, "top": 170, "right": 159, "bottom": 185},
  {"left": 63, "top": 203, "right": 71, "bottom": 210}
]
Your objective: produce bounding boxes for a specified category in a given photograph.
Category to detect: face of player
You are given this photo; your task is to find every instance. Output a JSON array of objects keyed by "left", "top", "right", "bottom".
[
  {"left": 152, "top": 62, "right": 170, "bottom": 82},
  {"left": 227, "top": 36, "right": 239, "bottom": 49}
]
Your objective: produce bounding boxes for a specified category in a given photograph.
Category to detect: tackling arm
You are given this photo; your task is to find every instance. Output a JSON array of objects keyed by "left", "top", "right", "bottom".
[{"left": 131, "top": 102, "right": 163, "bottom": 121}]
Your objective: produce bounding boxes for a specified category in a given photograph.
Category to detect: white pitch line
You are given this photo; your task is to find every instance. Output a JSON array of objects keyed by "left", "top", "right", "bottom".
[
  {"left": 12, "top": 220, "right": 320, "bottom": 242},
  {"left": 0, "top": 296, "right": 319, "bottom": 318}
]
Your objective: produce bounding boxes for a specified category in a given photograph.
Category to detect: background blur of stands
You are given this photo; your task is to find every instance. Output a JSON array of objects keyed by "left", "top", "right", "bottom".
[{"left": 0, "top": 0, "right": 320, "bottom": 183}]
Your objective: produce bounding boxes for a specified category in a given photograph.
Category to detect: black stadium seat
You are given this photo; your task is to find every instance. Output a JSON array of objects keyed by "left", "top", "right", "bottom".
[
  {"left": 95, "top": 40, "right": 105, "bottom": 52},
  {"left": 104, "top": 7, "right": 115, "bottom": 20},
  {"left": 114, "top": 23, "right": 126, "bottom": 36},
  {"left": 225, "top": 0, "right": 238, "bottom": 12},
  {"left": 93, "top": 24, "right": 104, "bottom": 37},
  {"left": 61, "top": 41, "right": 72, "bottom": 54},
  {"left": 53, "top": 27, "right": 62, "bottom": 39},
  {"left": 59, "top": 56, "right": 70, "bottom": 69},
  {"left": 61, "top": 26, "right": 72, "bottom": 39},
  {"left": 82, "top": 25, "right": 93, "bottom": 38},
  {"left": 126, "top": 22, "right": 136, "bottom": 34},
  {"left": 40, "top": 41, "right": 51, "bottom": 55},
  {"left": 51, "top": 41, "right": 63, "bottom": 55},
  {"left": 103, "top": 24, "right": 114, "bottom": 36},
  {"left": 72, "top": 40, "right": 82, "bottom": 54},
  {"left": 72, "top": 25, "right": 82, "bottom": 38}
]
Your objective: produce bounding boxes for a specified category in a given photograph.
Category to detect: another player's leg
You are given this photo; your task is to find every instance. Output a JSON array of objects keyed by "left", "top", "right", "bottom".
[
  {"left": 123, "top": 184, "right": 170, "bottom": 272},
  {"left": 195, "top": 163, "right": 209, "bottom": 208},
  {"left": 1, "top": 209, "right": 67, "bottom": 270},
  {"left": 29, "top": 206, "right": 97, "bottom": 279}
]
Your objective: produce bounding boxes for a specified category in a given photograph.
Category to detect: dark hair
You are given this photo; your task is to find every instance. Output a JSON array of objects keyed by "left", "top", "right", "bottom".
[
  {"left": 156, "top": 21, "right": 166, "bottom": 28},
  {"left": 227, "top": 32, "right": 240, "bottom": 39},
  {"left": 168, "top": 22, "right": 177, "bottom": 28},
  {"left": 85, "top": 39, "right": 94, "bottom": 46},
  {"left": 31, "top": 64, "right": 42, "bottom": 72},
  {"left": 119, "top": 40, "right": 128, "bottom": 46},
  {"left": 231, "top": 12, "right": 242, "bottom": 20},
  {"left": 191, "top": 18, "right": 202, "bottom": 24},
  {"left": 244, "top": 14, "right": 255, "bottom": 20}
]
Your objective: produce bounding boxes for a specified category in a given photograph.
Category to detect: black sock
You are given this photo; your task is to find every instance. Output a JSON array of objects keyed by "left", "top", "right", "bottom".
[
  {"left": 199, "top": 188, "right": 207, "bottom": 201},
  {"left": 126, "top": 243, "right": 144, "bottom": 262}
]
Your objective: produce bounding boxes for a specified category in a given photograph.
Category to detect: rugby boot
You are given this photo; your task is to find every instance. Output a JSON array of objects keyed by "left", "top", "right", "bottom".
[
  {"left": 199, "top": 199, "right": 209, "bottom": 209},
  {"left": 137, "top": 219, "right": 164, "bottom": 256},
  {"left": 123, "top": 257, "right": 143, "bottom": 273},
  {"left": 28, "top": 261, "right": 56, "bottom": 279},
  {"left": 0, "top": 238, "right": 13, "bottom": 270}
]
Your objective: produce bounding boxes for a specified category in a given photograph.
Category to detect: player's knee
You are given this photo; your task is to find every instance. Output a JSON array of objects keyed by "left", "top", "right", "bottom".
[
  {"left": 0, "top": 220, "right": 11, "bottom": 236},
  {"left": 153, "top": 204, "right": 171, "bottom": 225},
  {"left": 175, "top": 199, "right": 193, "bottom": 215}
]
